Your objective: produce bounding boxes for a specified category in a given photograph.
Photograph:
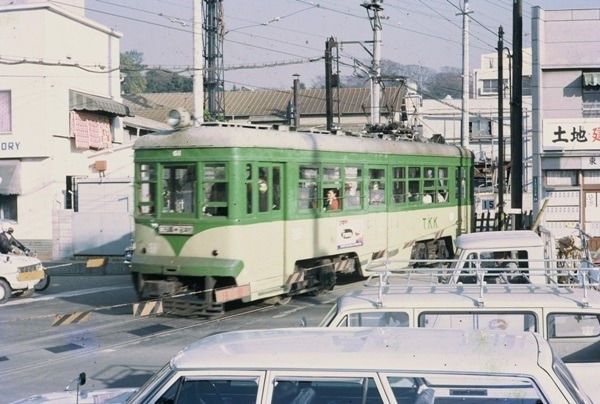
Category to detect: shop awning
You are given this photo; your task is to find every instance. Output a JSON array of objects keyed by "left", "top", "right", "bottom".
[
  {"left": 69, "top": 90, "right": 133, "bottom": 117},
  {"left": 583, "top": 72, "right": 600, "bottom": 87},
  {"left": 0, "top": 160, "right": 21, "bottom": 195}
]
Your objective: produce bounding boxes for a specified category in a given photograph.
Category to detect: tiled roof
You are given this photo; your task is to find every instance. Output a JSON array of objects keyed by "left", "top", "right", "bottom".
[{"left": 122, "top": 87, "right": 405, "bottom": 123}]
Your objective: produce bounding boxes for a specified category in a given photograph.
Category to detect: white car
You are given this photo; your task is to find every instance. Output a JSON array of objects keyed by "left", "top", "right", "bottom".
[
  {"left": 319, "top": 280, "right": 600, "bottom": 401},
  {"left": 0, "top": 253, "right": 45, "bottom": 304},
  {"left": 11, "top": 327, "right": 591, "bottom": 403}
]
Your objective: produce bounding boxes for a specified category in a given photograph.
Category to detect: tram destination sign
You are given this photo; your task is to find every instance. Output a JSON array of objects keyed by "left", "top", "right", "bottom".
[{"left": 158, "top": 225, "right": 194, "bottom": 235}]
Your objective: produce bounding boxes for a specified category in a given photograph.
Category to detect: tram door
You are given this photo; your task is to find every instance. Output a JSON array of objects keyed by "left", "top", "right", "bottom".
[{"left": 251, "top": 163, "right": 284, "bottom": 288}]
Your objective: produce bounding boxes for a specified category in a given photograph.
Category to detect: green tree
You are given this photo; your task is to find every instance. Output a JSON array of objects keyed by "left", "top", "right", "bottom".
[
  {"left": 120, "top": 50, "right": 147, "bottom": 94},
  {"left": 425, "top": 67, "right": 463, "bottom": 100},
  {"left": 146, "top": 70, "right": 193, "bottom": 93}
]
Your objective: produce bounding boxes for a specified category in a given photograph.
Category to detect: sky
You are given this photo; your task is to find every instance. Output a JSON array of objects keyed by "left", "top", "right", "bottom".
[{"left": 46, "top": 0, "right": 600, "bottom": 90}]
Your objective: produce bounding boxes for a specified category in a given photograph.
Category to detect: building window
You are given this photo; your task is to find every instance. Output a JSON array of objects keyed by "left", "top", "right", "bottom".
[
  {"left": 583, "top": 72, "right": 600, "bottom": 118},
  {"left": 471, "top": 119, "right": 491, "bottom": 138},
  {"left": 481, "top": 79, "right": 509, "bottom": 95},
  {"left": 0, "top": 91, "right": 11, "bottom": 134},
  {"left": 0, "top": 195, "right": 17, "bottom": 221},
  {"left": 522, "top": 75, "right": 532, "bottom": 96}
]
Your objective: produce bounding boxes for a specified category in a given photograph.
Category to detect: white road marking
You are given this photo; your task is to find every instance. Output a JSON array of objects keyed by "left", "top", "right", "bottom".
[
  {"left": 5, "top": 286, "right": 131, "bottom": 306},
  {"left": 272, "top": 302, "right": 316, "bottom": 318}
]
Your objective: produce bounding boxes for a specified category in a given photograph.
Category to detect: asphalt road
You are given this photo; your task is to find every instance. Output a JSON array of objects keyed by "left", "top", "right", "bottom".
[{"left": 0, "top": 273, "right": 362, "bottom": 402}]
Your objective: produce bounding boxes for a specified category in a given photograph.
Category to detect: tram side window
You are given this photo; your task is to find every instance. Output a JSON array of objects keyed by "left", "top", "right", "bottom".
[
  {"left": 273, "top": 167, "right": 281, "bottom": 211},
  {"left": 457, "top": 167, "right": 467, "bottom": 201},
  {"left": 246, "top": 164, "right": 253, "bottom": 214},
  {"left": 423, "top": 167, "right": 435, "bottom": 204},
  {"left": 438, "top": 167, "right": 449, "bottom": 203},
  {"left": 162, "top": 165, "right": 196, "bottom": 214},
  {"left": 299, "top": 165, "right": 318, "bottom": 211},
  {"left": 253, "top": 165, "right": 281, "bottom": 213},
  {"left": 137, "top": 163, "right": 156, "bottom": 215},
  {"left": 203, "top": 163, "right": 227, "bottom": 217},
  {"left": 408, "top": 167, "right": 421, "bottom": 202},
  {"left": 258, "top": 167, "right": 269, "bottom": 213},
  {"left": 392, "top": 167, "right": 406, "bottom": 204},
  {"left": 344, "top": 166, "right": 362, "bottom": 208},
  {"left": 323, "top": 165, "right": 341, "bottom": 212},
  {"left": 368, "top": 168, "right": 386, "bottom": 206}
]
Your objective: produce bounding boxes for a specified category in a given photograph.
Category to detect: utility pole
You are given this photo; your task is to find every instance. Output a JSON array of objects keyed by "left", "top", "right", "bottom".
[
  {"left": 293, "top": 73, "right": 301, "bottom": 127},
  {"left": 511, "top": 0, "right": 523, "bottom": 229},
  {"left": 203, "top": 0, "right": 225, "bottom": 120},
  {"left": 193, "top": 0, "right": 204, "bottom": 125},
  {"left": 361, "top": 0, "right": 383, "bottom": 126},
  {"left": 325, "top": 37, "right": 337, "bottom": 131},
  {"left": 497, "top": 26, "right": 505, "bottom": 230},
  {"left": 459, "top": 0, "right": 472, "bottom": 148}
]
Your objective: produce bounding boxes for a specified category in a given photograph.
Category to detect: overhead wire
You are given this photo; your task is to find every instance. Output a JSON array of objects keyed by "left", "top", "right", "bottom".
[{"left": 51, "top": 0, "right": 533, "bottom": 90}]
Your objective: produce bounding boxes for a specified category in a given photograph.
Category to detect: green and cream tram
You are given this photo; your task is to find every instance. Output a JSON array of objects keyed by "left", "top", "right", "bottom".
[{"left": 131, "top": 123, "right": 473, "bottom": 310}]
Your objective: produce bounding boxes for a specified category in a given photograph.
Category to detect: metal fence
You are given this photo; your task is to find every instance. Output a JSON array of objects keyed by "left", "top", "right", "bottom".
[{"left": 474, "top": 210, "right": 533, "bottom": 232}]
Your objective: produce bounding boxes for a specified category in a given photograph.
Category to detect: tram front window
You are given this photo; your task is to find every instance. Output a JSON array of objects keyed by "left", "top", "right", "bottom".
[{"left": 162, "top": 165, "right": 196, "bottom": 214}]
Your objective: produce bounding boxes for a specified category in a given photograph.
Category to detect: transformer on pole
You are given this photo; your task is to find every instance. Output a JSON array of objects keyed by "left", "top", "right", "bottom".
[{"left": 361, "top": 0, "right": 383, "bottom": 126}]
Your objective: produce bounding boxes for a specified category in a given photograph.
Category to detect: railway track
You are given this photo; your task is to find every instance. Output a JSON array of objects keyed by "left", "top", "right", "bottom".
[{"left": 0, "top": 279, "right": 361, "bottom": 380}]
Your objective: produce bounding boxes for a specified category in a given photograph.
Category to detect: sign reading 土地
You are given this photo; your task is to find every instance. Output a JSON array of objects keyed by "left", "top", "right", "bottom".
[{"left": 543, "top": 118, "right": 600, "bottom": 152}]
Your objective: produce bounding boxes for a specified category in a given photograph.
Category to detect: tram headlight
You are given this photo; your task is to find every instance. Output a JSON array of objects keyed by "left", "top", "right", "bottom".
[{"left": 167, "top": 108, "right": 192, "bottom": 128}]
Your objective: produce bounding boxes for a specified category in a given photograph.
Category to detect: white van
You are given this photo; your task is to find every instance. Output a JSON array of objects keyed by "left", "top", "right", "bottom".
[
  {"left": 318, "top": 280, "right": 600, "bottom": 401},
  {"left": 12, "top": 327, "right": 591, "bottom": 403}
]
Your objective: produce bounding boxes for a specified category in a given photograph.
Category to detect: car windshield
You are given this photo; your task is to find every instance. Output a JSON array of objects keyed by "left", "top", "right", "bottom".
[
  {"left": 318, "top": 304, "right": 339, "bottom": 327},
  {"left": 126, "top": 363, "right": 174, "bottom": 403},
  {"left": 447, "top": 248, "right": 463, "bottom": 269},
  {"left": 552, "top": 355, "right": 590, "bottom": 403}
]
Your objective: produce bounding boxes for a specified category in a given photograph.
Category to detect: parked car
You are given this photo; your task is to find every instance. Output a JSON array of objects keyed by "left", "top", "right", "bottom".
[
  {"left": 318, "top": 280, "right": 600, "bottom": 401},
  {"left": 10, "top": 327, "right": 591, "bottom": 403}
]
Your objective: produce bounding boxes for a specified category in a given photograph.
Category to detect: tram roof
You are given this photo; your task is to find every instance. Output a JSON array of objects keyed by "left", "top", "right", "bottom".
[
  {"left": 170, "top": 327, "right": 548, "bottom": 374},
  {"left": 134, "top": 123, "right": 471, "bottom": 158}
]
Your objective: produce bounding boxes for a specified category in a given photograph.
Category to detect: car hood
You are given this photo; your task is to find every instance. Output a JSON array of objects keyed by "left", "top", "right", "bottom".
[{"left": 10, "top": 388, "right": 137, "bottom": 403}]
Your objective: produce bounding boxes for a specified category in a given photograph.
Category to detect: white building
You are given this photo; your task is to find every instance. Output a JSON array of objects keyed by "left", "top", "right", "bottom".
[
  {"left": 0, "top": 0, "right": 138, "bottom": 259},
  {"left": 532, "top": 7, "right": 600, "bottom": 245},
  {"left": 421, "top": 50, "right": 533, "bottom": 199},
  {"left": 473, "top": 48, "right": 532, "bottom": 100}
]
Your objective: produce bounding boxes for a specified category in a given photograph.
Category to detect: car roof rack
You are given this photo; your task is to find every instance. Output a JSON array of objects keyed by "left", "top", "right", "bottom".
[{"left": 363, "top": 258, "right": 600, "bottom": 308}]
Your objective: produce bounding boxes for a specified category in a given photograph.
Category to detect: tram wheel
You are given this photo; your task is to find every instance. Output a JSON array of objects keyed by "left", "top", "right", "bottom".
[
  {"left": 264, "top": 295, "right": 292, "bottom": 305},
  {"left": 276, "top": 295, "right": 292, "bottom": 305}
]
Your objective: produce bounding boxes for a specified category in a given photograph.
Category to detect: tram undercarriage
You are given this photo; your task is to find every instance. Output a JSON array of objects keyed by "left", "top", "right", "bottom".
[{"left": 131, "top": 254, "right": 359, "bottom": 315}]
